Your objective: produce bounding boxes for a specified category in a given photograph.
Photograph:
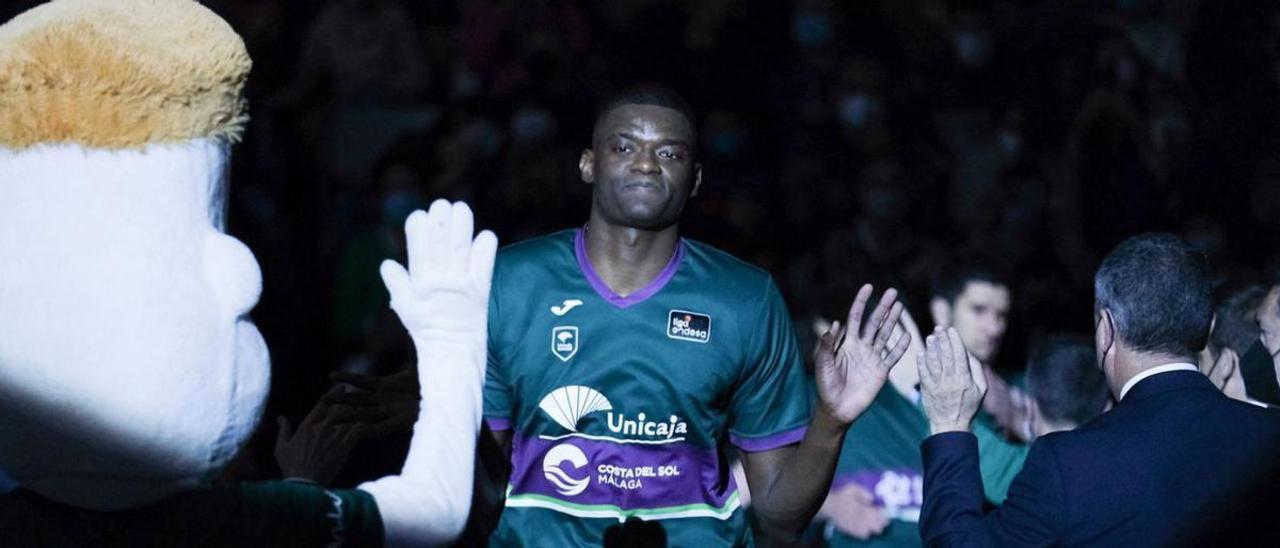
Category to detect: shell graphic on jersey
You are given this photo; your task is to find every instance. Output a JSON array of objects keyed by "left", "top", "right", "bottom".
[{"left": 539, "top": 385, "right": 613, "bottom": 432}]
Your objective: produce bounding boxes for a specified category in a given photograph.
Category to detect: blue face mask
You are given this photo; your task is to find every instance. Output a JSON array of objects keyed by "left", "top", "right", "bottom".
[
  {"left": 839, "top": 94, "right": 878, "bottom": 129},
  {"left": 511, "top": 108, "right": 554, "bottom": 144},
  {"left": 792, "top": 11, "right": 832, "bottom": 48},
  {"left": 709, "top": 131, "right": 743, "bottom": 157},
  {"left": 955, "top": 31, "right": 991, "bottom": 67},
  {"left": 382, "top": 190, "right": 425, "bottom": 228}
]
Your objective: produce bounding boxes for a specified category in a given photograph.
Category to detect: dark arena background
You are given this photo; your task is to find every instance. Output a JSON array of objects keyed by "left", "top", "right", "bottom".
[{"left": 3, "top": 1, "right": 1278, "bottom": 543}]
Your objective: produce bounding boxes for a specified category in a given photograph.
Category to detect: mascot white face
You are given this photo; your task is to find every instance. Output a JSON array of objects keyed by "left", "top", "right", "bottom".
[{"left": 0, "top": 0, "right": 269, "bottom": 510}]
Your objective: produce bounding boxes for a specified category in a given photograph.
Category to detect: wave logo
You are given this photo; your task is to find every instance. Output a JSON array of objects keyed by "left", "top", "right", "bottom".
[
  {"left": 542, "top": 443, "right": 590, "bottom": 496},
  {"left": 539, "top": 386, "right": 612, "bottom": 432}
]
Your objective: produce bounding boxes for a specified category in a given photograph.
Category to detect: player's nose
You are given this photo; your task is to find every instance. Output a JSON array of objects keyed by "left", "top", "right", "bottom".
[{"left": 631, "top": 150, "right": 660, "bottom": 174}]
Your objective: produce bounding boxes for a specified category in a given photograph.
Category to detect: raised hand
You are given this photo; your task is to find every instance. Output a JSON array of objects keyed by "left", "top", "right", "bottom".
[
  {"left": 918, "top": 327, "right": 988, "bottom": 435},
  {"left": 814, "top": 284, "right": 911, "bottom": 425},
  {"left": 358, "top": 200, "right": 497, "bottom": 546},
  {"left": 378, "top": 200, "right": 497, "bottom": 343}
]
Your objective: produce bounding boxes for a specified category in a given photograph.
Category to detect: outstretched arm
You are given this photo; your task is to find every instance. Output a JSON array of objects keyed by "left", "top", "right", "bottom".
[
  {"left": 744, "top": 285, "right": 909, "bottom": 542},
  {"left": 357, "top": 200, "right": 498, "bottom": 547}
]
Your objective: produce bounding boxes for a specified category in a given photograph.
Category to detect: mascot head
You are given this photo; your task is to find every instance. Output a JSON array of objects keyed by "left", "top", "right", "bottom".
[{"left": 0, "top": 0, "right": 268, "bottom": 510}]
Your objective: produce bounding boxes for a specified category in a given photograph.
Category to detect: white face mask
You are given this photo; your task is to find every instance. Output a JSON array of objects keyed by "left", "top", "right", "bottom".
[{"left": 0, "top": 139, "right": 269, "bottom": 509}]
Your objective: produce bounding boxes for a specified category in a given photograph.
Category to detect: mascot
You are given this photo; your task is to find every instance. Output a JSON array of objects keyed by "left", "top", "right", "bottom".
[{"left": 0, "top": 0, "right": 494, "bottom": 545}]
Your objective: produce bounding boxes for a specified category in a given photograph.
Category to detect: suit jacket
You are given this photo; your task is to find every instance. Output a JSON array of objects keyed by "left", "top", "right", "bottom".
[{"left": 920, "top": 370, "right": 1280, "bottom": 547}]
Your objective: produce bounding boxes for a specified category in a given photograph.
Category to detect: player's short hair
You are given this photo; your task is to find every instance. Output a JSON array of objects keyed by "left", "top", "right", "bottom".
[
  {"left": 929, "top": 253, "right": 1011, "bottom": 305},
  {"left": 1024, "top": 335, "right": 1110, "bottom": 426},
  {"left": 1209, "top": 285, "right": 1266, "bottom": 356},
  {"left": 593, "top": 83, "right": 697, "bottom": 146},
  {"left": 1094, "top": 233, "right": 1212, "bottom": 358}
]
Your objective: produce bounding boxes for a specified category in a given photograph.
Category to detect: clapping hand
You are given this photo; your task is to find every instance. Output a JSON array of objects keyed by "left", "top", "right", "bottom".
[
  {"left": 821, "top": 483, "right": 890, "bottom": 540},
  {"left": 918, "top": 327, "right": 988, "bottom": 435},
  {"left": 323, "top": 368, "right": 420, "bottom": 439},
  {"left": 814, "top": 284, "right": 911, "bottom": 426},
  {"left": 274, "top": 384, "right": 365, "bottom": 485}
]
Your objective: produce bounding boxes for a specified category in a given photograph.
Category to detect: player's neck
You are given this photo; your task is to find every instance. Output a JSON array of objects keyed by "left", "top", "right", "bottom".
[{"left": 582, "top": 217, "right": 680, "bottom": 297}]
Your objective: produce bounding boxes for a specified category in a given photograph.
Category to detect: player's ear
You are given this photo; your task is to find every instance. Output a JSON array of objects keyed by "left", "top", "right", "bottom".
[
  {"left": 580, "top": 149, "right": 595, "bottom": 184},
  {"left": 930, "top": 297, "right": 950, "bottom": 327},
  {"left": 690, "top": 163, "right": 703, "bottom": 198}
]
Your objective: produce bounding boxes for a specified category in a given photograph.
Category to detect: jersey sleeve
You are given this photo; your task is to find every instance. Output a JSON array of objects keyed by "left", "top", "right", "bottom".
[
  {"left": 726, "top": 277, "right": 812, "bottom": 452},
  {"left": 0, "top": 482, "right": 383, "bottom": 547},
  {"left": 482, "top": 264, "right": 513, "bottom": 432}
]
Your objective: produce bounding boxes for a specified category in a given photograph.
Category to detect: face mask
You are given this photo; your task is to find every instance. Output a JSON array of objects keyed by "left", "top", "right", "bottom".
[
  {"left": 1115, "top": 55, "right": 1137, "bottom": 87},
  {"left": 999, "top": 130, "right": 1022, "bottom": 158},
  {"left": 382, "top": 190, "right": 425, "bottom": 228},
  {"left": 510, "top": 108, "right": 554, "bottom": 144},
  {"left": 839, "top": 94, "right": 878, "bottom": 129},
  {"left": 792, "top": 11, "right": 832, "bottom": 49},
  {"left": 1239, "top": 339, "right": 1280, "bottom": 405},
  {"left": 864, "top": 188, "right": 905, "bottom": 221},
  {"left": 955, "top": 31, "right": 991, "bottom": 67},
  {"left": 709, "top": 130, "right": 743, "bottom": 157}
]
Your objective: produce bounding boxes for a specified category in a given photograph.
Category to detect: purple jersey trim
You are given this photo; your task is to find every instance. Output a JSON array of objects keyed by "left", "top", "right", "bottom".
[
  {"left": 574, "top": 228, "right": 685, "bottom": 309},
  {"left": 729, "top": 425, "right": 807, "bottom": 452},
  {"left": 485, "top": 417, "right": 512, "bottom": 431}
]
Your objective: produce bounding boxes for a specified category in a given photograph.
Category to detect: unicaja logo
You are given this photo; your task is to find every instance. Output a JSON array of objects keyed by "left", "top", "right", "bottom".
[
  {"left": 606, "top": 412, "right": 689, "bottom": 439},
  {"left": 542, "top": 443, "right": 590, "bottom": 496},
  {"left": 539, "top": 386, "right": 612, "bottom": 432}
]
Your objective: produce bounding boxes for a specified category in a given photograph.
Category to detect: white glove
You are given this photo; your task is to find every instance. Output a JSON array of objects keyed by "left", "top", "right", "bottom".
[{"left": 358, "top": 200, "right": 497, "bottom": 547}]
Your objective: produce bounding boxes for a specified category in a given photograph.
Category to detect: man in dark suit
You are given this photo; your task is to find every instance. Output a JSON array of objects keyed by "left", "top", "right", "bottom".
[{"left": 915, "top": 233, "right": 1280, "bottom": 547}]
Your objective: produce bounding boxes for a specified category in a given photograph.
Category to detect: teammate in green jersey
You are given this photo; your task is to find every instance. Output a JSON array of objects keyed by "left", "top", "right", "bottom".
[{"left": 482, "top": 84, "right": 912, "bottom": 547}]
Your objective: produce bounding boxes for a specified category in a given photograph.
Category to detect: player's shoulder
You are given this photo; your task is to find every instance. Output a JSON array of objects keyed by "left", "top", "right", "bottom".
[{"left": 680, "top": 237, "right": 775, "bottom": 293}]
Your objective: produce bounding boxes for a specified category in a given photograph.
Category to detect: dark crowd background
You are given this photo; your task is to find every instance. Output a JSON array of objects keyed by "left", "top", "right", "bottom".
[{"left": 4, "top": 0, "right": 1279, "bottom": 480}]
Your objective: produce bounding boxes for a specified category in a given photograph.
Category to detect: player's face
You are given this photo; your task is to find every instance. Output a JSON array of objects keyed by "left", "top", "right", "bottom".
[
  {"left": 949, "top": 281, "right": 1011, "bottom": 363},
  {"left": 581, "top": 104, "right": 702, "bottom": 231}
]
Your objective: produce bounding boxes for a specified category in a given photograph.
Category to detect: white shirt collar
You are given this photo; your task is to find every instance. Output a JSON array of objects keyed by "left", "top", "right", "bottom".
[{"left": 1119, "top": 362, "right": 1199, "bottom": 400}]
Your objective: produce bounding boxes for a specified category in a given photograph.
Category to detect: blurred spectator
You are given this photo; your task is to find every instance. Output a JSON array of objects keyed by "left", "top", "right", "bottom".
[
  {"left": 1200, "top": 285, "right": 1266, "bottom": 404},
  {"left": 272, "top": 0, "right": 427, "bottom": 107},
  {"left": 1253, "top": 281, "right": 1280, "bottom": 404}
]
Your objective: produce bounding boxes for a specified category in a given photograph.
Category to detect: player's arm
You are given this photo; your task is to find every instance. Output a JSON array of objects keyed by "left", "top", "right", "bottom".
[
  {"left": 740, "top": 411, "right": 847, "bottom": 541},
  {"left": 742, "top": 285, "right": 910, "bottom": 542},
  {"left": 490, "top": 429, "right": 512, "bottom": 460}
]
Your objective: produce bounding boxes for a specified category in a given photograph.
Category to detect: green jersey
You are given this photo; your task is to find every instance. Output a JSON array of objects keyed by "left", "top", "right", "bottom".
[
  {"left": 824, "top": 386, "right": 1028, "bottom": 548},
  {"left": 484, "top": 229, "right": 812, "bottom": 547}
]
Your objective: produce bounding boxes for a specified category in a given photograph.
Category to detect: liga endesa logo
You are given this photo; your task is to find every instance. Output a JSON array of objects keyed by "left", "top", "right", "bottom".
[{"left": 666, "top": 310, "right": 711, "bottom": 343}]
